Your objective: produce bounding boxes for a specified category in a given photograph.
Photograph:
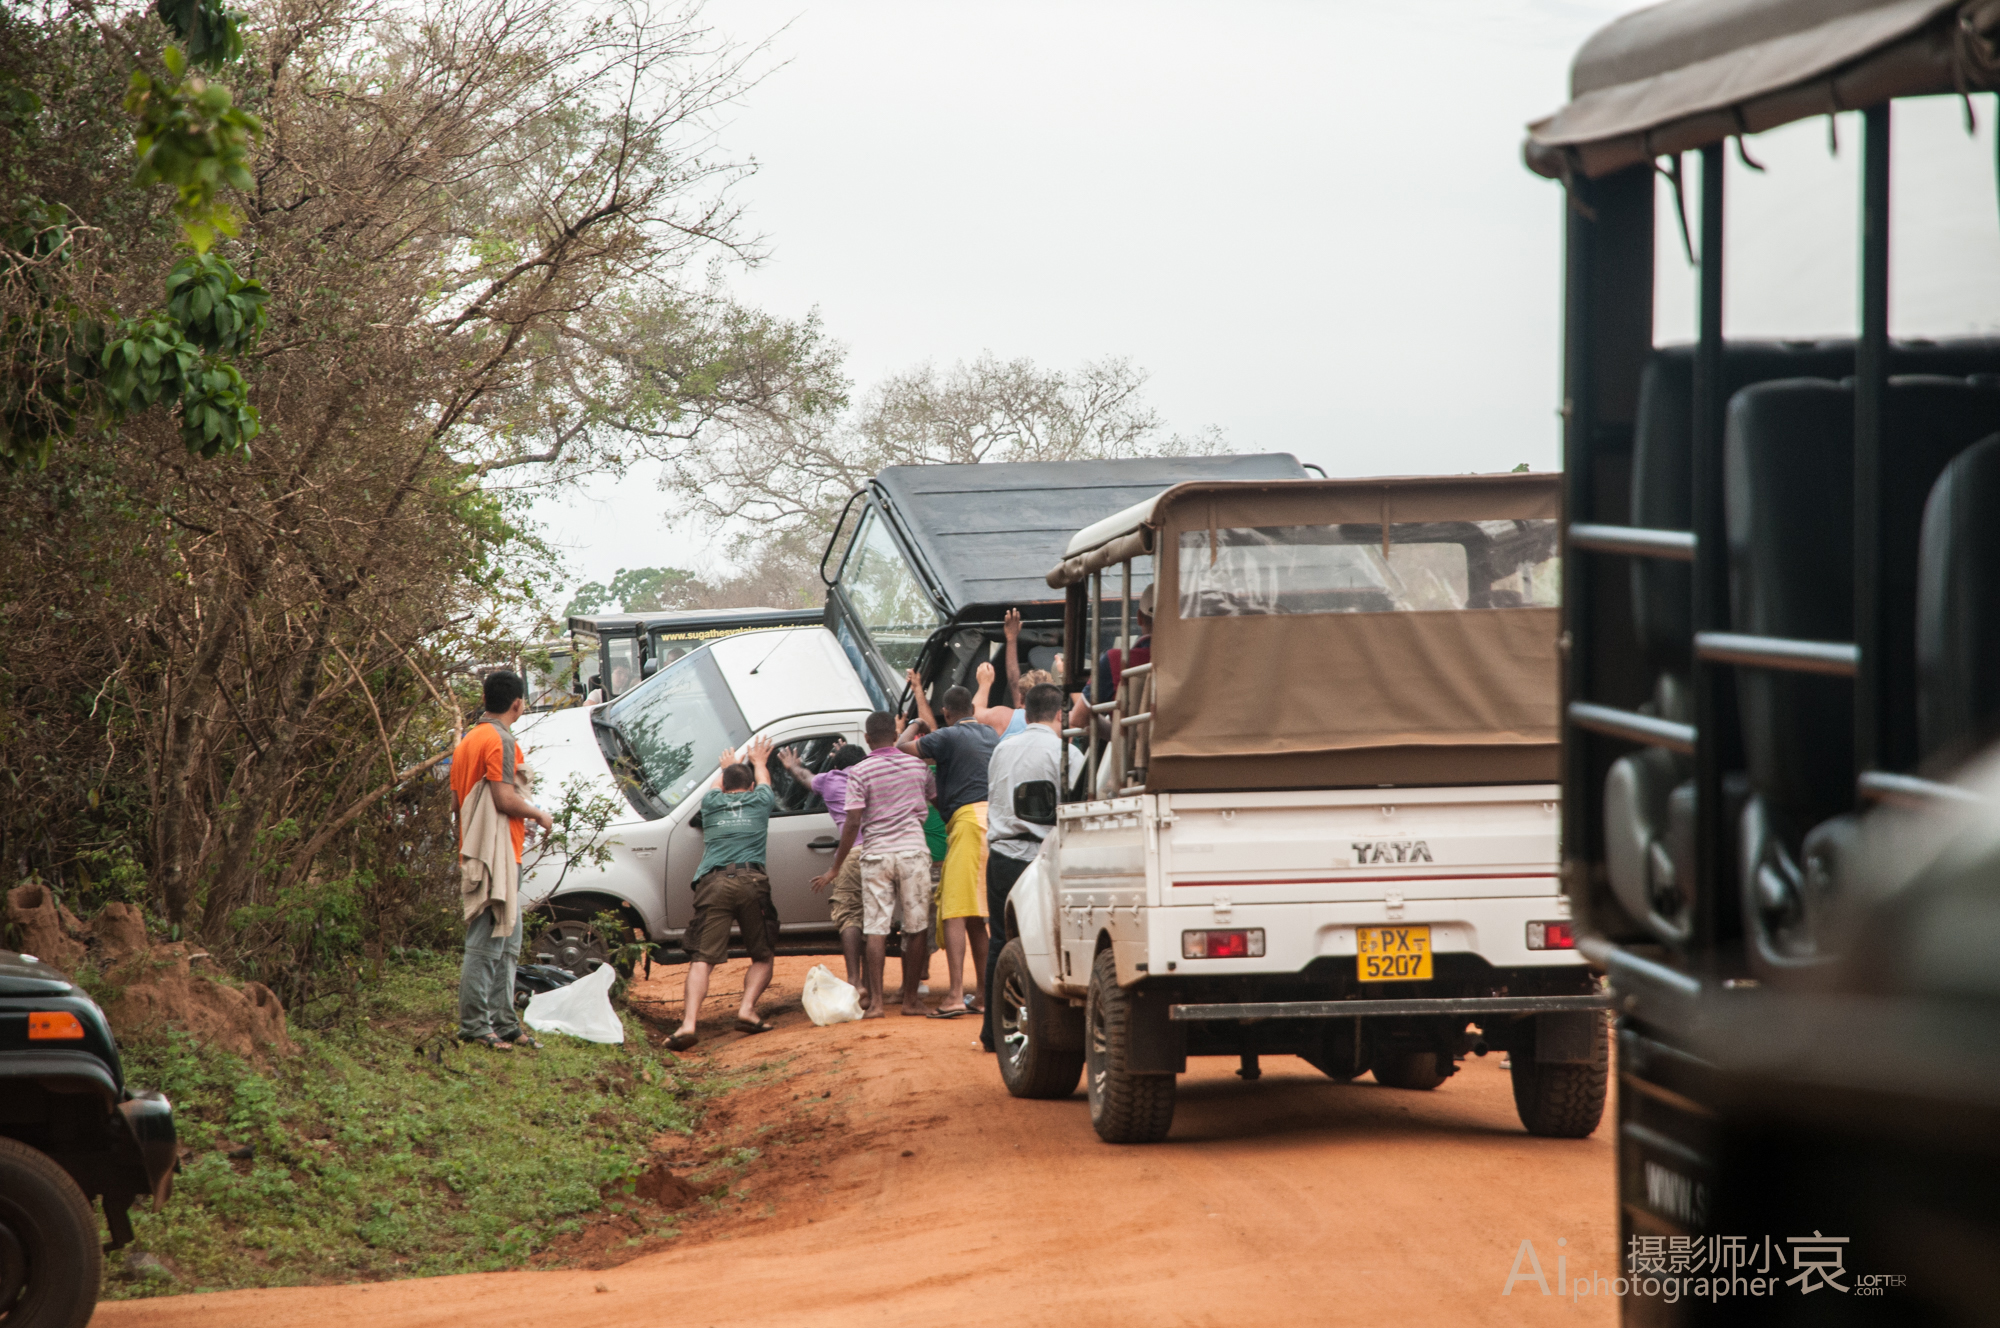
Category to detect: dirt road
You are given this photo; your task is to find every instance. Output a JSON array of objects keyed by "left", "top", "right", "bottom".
[{"left": 99, "top": 955, "right": 1617, "bottom": 1328}]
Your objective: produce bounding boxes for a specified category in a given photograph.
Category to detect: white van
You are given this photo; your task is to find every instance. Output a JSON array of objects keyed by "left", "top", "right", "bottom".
[{"left": 512, "top": 627, "right": 873, "bottom": 973}]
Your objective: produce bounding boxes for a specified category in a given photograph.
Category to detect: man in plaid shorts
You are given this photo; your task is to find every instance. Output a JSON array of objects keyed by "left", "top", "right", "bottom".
[{"left": 812, "top": 711, "right": 934, "bottom": 1018}]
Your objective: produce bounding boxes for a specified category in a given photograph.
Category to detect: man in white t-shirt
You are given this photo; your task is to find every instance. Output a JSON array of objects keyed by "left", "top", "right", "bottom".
[{"left": 978, "top": 682, "right": 1067, "bottom": 1052}]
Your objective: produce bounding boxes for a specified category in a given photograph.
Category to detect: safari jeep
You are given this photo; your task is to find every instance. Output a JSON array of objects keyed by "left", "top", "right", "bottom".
[{"left": 991, "top": 472, "right": 1613, "bottom": 1143}]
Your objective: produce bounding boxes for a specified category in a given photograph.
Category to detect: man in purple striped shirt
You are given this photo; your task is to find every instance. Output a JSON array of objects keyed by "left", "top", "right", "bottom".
[{"left": 813, "top": 711, "right": 935, "bottom": 1018}]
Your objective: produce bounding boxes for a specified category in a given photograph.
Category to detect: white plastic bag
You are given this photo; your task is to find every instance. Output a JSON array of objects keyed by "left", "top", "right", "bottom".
[
  {"left": 801, "top": 963, "right": 864, "bottom": 1026},
  {"left": 522, "top": 960, "right": 624, "bottom": 1043}
]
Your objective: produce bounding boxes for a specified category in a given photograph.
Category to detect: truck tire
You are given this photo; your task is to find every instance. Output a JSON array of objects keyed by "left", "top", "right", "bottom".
[
  {"left": 1510, "top": 1017, "right": 1609, "bottom": 1138},
  {"left": 1085, "top": 948, "right": 1176, "bottom": 1144},
  {"left": 0, "top": 1135, "right": 103, "bottom": 1327},
  {"left": 994, "top": 939, "right": 1084, "bottom": 1100},
  {"left": 1371, "top": 1048, "right": 1448, "bottom": 1091}
]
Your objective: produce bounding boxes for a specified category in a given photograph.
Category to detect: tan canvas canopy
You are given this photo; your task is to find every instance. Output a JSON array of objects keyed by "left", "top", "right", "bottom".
[
  {"left": 1524, "top": 0, "right": 2000, "bottom": 181},
  {"left": 1050, "top": 474, "right": 1563, "bottom": 792}
]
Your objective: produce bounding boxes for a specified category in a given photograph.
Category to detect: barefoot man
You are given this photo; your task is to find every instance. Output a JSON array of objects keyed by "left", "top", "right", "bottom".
[
  {"left": 665, "top": 736, "right": 779, "bottom": 1051},
  {"left": 812, "top": 712, "right": 935, "bottom": 1018}
]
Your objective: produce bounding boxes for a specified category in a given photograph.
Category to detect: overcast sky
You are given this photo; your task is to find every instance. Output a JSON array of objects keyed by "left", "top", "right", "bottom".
[{"left": 536, "top": 0, "right": 2000, "bottom": 593}]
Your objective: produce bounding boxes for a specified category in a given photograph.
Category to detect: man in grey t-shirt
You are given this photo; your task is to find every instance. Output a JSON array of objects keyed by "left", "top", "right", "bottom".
[{"left": 979, "top": 683, "right": 1067, "bottom": 1051}]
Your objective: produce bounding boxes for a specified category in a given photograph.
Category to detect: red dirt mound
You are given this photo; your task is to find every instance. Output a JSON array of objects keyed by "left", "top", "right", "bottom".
[
  {"left": 98, "top": 915, "right": 295, "bottom": 1061},
  {"left": 5, "top": 883, "right": 86, "bottom": 970}
]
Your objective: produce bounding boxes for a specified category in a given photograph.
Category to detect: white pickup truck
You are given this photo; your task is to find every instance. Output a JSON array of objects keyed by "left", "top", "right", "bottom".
[{"left": 992, "top": 472, "right": 1612, "bottom": 1143}]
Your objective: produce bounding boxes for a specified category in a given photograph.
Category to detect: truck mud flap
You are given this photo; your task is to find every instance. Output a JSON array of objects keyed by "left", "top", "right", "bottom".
[{"left": 1127, "top": 983, "right": 1187, "bottom": 1074}]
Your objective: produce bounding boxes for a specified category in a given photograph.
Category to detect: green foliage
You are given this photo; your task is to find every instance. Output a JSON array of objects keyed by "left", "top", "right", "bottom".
[
  {"left": 562, "top": 565, "right": 703, "bottom": 616},
  {"left": 106, "top": 955, "right": 722, "bottom": 1295},
  {"left": 165, "top": 252, "right": 267, "bottom": 354},
  {"left": 153, "top": 0, "right": 247, "bottom": 70},
  {"left": 521, "top": 775, "right": 624, "bottom": 899},
  {"left": 125, "top": 47, "right": 261, "bottom": 254}
]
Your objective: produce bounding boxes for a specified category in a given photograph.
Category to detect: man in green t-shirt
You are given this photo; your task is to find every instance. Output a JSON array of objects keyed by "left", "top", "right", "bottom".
[{"left": 666, "top": 735, "right": 778, "bottom": 1051}]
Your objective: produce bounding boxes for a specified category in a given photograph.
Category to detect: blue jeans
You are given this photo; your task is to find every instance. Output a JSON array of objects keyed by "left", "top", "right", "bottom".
[{"left": 459, "top": 907, "right": 523, "bottom": 1040}]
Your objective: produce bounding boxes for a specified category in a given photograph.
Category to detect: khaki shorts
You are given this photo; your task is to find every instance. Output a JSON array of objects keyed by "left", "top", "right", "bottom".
[
  {"left": 861, "top": 850, "right": 933, "bottom": 937},
  {"left": 828, "top": 851, "right": 864, "bottom": 933},
  {"left": 686, "top": 866, "right": 776, "bottom": 966}
]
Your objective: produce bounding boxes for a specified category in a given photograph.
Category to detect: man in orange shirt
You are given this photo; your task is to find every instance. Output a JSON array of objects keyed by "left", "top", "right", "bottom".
[{"left": 452, "top": 671, "right": 553, "bottom": 1050}]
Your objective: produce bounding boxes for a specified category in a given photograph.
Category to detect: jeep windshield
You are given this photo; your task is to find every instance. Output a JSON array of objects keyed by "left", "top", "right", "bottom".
[{"left": 593, "top": 647, "right": 749, "bottom": 819}]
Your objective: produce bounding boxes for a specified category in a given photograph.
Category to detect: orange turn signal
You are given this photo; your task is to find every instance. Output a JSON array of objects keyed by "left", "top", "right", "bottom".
[{"left": 27, "top": 1011, "right": 85, "bottom": 1041}]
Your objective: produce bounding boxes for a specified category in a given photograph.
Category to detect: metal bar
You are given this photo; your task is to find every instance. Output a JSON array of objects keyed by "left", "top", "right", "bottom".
[
  {"left": 1169, "top": 995, "right": 1618, "bottom": 1022},
  {"left": 1692, "top": 141, "right": 1729, "bottom": 961},
  {"left": 1118, "top": 558, "right": 1132, "bottom": 788},
  {"left": 1567, "top": 523, "right": 1696, "bottom": 561},
  {"left": 1062, "top": 727, "right": 1088, "bottom": 739},
  {"left": 1856, "top": 103, "right": 1892, "bottom": 782},
  {"left": 1567, "top": 701, "right": 1697, "bottom": 754},
  {"left": 1087, "top": 568, "right": 1101, "bottom": 784},
  {"left": 1693, "top": 632, "right": 1860, "bottom": 677},
  {"left": 1118, "top": 785, "right": 1149, "bottom": 797},
  {"left": 1857, "top": 770, "right": 1984, "bottom": 809},
  {"left": 1117, "top": 711, "right": 1152, "bottom": 728},
  {"left": 1119, "top": 662, "right": 1153, "bottom": 679},
  {"left": 1089, "top": 700, "right": 1117, "bottom": 715}
]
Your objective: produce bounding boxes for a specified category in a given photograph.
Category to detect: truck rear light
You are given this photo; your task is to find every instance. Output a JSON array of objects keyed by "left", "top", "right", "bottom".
[
  {"left": 1526, "top": 921, "right": 1575, "bottom": 951},
  {"left": 28, "top": 1011, "right": 85, "bottom": 1041},
  {"left": 1182, "top": 929, "right": 1264, "bottom": 959}
]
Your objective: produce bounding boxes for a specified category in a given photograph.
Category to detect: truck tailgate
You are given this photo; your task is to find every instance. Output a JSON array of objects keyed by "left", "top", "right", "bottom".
[{"left": 1160, "top": 786, "right": 1558, "bottom": 903}]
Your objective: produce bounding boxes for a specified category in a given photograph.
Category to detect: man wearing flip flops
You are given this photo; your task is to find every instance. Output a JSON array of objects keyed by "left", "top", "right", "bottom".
[{"left": 665, "top": 736, "right": 781, "bottom": 1051}]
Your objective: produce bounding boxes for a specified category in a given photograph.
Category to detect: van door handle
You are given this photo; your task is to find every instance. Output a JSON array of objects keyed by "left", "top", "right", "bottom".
[{"left": 808, "top": 837, "right": 840, "bottom": 851}]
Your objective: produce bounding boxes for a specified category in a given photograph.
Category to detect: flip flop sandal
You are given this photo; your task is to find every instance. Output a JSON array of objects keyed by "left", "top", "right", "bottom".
[
  {"left": 734, "top": 1018, "right": 777, "bottom": 1035},
  {"left": 926, "top": 1007, "right": 968, "bottom": 1020},
  {"left": 506, "top": 1032, "right": 543, "bottom": 1049},
  {"left": 461, "top": 1033, "right": 512, "bottom": 1051},
  {"left": 665, "top": 1032, "right": 699, "bottom": 1052}
]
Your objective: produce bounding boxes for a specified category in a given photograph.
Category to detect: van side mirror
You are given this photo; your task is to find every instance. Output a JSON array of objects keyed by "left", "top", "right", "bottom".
[
  {"left": 641, "top": 658, "right": 658, "bottom": 679},
  {"left": 1014, "top": 780, "right": 1058, "bottom": 826}
]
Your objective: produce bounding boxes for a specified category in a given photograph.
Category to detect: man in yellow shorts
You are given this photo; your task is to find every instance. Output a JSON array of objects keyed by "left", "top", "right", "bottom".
[{"left": 901, "top": 680, "right": 998, "bottom": 1018}]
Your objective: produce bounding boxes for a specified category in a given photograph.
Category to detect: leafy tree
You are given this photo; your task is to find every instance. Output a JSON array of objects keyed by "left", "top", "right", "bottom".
[{"left": 0, "top": 0, "right": 834, "bottom": 963}]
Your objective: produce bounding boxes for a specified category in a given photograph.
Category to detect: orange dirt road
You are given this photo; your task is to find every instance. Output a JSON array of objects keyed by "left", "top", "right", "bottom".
[{"left": 97, "top": 956, "right": 1617, "bottom": 1328}]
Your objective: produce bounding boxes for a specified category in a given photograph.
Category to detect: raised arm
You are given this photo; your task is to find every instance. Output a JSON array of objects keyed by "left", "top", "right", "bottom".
[
  {"left": 748, "top": 735, "right": 774, "bottom": 787},
  {"left": 971, "top": 661, "right": 1013, "bottom": 736},
  {"left": 1003, "top": 608, "right": 1023, "bottom": 706},
  {"left": 904, "top": 669, "right": 939, "bottom": 733}
]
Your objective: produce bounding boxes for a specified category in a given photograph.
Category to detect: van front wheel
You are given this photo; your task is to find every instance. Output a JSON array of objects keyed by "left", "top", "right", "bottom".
[{"left": 1085, "top": 948, "right": 1176, "bottom": 1143}]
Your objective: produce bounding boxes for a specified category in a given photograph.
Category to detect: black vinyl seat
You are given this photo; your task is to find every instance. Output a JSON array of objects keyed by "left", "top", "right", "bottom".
[
  {"left": 1602, "top": 342, "right": 2000, "bottom": 951},
  {"left": 1732, "top": 378, "right": 2000, "bottom": 969},
  {"left": 1915, "top": 433, "right": 2000, "bottom": 773},
  {"left": 1605, "top": 344, "right": 1851, "bottom": 945}
]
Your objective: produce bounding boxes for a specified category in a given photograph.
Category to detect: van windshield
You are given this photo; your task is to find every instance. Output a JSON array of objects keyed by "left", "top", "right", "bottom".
[
  {"left": 597, "top": 649, "right": 749, "bottom": 818},
  {"left": 840, "top": 508, "right": 941, "bottom": 671},
  {"left": 1178, "top": 520, "right": 1559, "bottom": 617}
]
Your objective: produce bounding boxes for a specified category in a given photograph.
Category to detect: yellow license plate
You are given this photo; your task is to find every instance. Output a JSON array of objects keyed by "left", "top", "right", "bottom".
[{"left": 1356, "top": 925, "right": 1432, "bottom": 981}]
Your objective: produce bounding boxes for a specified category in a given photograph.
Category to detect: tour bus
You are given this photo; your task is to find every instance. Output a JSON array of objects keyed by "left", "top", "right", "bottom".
[
  {"left": 819, "top": 455, "right": 1311, "bottom": 713},
  {"left": 563, "top": 606, "right": 822, "bottom": 704},
  {"left": 1533, "top": 1, "right": 2000, "bottom": 1321}
]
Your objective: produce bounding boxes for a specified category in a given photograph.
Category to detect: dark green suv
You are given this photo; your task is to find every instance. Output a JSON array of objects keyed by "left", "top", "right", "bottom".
[{"left": 0, "top": 949, "right": 175, "bottom": 1326}]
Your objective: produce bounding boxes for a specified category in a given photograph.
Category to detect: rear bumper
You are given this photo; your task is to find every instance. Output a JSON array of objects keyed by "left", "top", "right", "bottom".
[
  {"left": 1143, "top": 897, "right": 1588, "bottom": 977},
  {"left": 1169, "top": 993, "right": 1616, "bottom": 1021}
]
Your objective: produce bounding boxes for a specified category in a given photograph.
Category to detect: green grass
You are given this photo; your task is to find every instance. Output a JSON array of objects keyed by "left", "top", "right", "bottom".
[{"left": 104, "top": 954, "right": 727, "bottom": 1297}]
